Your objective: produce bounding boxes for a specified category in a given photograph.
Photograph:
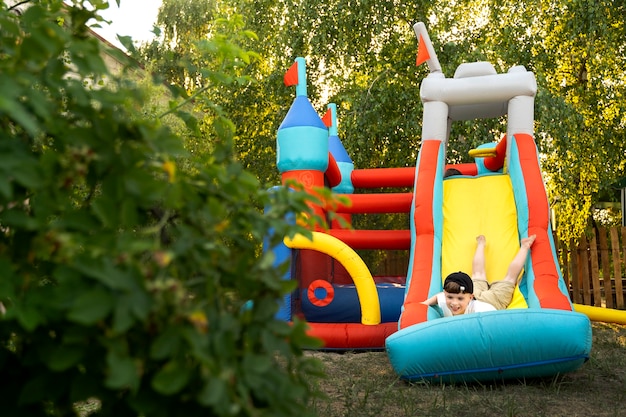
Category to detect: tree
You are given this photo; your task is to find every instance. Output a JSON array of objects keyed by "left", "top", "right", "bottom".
[
  {"left": 0, "top": 1, "right": 322, "bottom": 415},
  {"left": 429, "top": 0, "right": 626, "bottom": 242},
  {"left": 533, "top": 0, "right": 626, "bottom": 240},
  {"left": 144, "top": 0, "right": 625, "bottom": 247},
  {"left": 139, "top": 3, "right": 284, "bottom": 185}
]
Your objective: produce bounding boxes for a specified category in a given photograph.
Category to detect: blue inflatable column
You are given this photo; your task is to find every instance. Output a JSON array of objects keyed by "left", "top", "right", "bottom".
[{"left": 326, "top": 103, "right": 354, "bottom": 229}]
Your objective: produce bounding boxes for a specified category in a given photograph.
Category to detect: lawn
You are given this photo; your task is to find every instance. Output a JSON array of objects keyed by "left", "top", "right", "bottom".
[{"left": 309, "top": 323, "right": 626, "bottom": 417}]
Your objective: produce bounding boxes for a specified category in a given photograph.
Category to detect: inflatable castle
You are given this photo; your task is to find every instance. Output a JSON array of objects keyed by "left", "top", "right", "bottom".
[{"left": 268, "top": 22, "right": 597, "bottom": 381}]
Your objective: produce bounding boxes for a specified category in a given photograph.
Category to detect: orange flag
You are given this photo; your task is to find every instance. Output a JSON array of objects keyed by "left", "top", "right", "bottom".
[
  {"left": 321, "top": 108, "right": 332, "bottom": 127},
  {"left": 416, "top": 34, "right": 430, "bottom": 66},
  {"left": 284, "top": 62, "right": 299, "bottom": 86}
]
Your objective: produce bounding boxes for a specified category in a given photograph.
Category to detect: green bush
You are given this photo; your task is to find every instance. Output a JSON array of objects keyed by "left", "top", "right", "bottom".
[{"left": 0, "top": 2, "right": 322, "bottom": 416}]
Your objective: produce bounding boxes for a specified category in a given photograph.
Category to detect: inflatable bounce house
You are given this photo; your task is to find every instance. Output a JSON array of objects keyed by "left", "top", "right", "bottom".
[
  {"left": 268, "top": 22, "right": 604, "bottom": 380},
  {"left": 384, "top": 23, "right": 592, "bottom": 382}
]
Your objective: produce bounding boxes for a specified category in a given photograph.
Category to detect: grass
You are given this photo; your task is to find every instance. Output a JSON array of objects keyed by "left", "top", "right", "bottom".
[
  {"left": 308, "top": 323, "right": 626, "bottom": 417},
  {"left": 73, "top": 322, "right": 626, "bottom": 417}
]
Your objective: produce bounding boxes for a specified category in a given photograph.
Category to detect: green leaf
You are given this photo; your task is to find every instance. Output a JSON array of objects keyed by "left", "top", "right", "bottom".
[
  {"left": 105, "top": 350, "right": 140, "bottom": 391},
  {"left": 117, "top": 35, "right": 136, "bottom": 54},
  {"left": 72, "top": 259, "right": 135, "bottom": 290},
  {"left": 197, "top": 377, "right": 228, "bottom": 407},
  {"left": 12, "top": 161, "right": 43, "bottom": 189},
  {"left": 124, "top": 169, "right": 162, "bottom": 201},
  {"left": 242, "top": 353, "right": 272, "bottom": 374},
  {"left": 15, "top": 304, "right": 44, "bottom": 331},
  {"left": 67, "top": 288, "right": 113, "bottom": 324},
  {"left": 91, "top": 195, "right": 119, "bottom": 228},
  {"left": 149, "top": 326, "right": 182, "bottom": 360},
  {"left": 258, "top": 251, "right": 275, "bottom": 269},
  {"left": 112, "top": 299, "right": 134, "bottom": 334},
  {"left": 0, "top": 209, "right": 40, "bottom": 230},
  {"left": 120, "top": 198, "right": 138, "bottom": 226},
  {"left": 0, "top": 95, "right": 39, "bottom": 137},
  {"left": 109, "top": 281, "right": 150, "bottom": 333},
  {"left": 18, "top": 375, "right": 49, "bottom": 405},
  {"left": 52, "top": 209, "right": 100, "bottom": 232},
  {"left": 52, "top": 265, "right": 81, "bottom": 285},
  {"left": 47, "top": 345, "right": 84, "bottom": 371},
  {"left": 181, "top": 327, "right": 211, "bottom": 362},
  {"left": 151, "top": 360, "right": 191, "bottom": 395},
  {"left": 128, "top": 287, "right": 152, "bottom": 321},
  {"left": 0, "top": 176, "right": 12, "bottom": 200}
]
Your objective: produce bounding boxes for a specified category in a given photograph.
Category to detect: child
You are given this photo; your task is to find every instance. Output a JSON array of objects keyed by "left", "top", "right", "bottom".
[{"left": 421, "top": 234, "right": 537, "bottom": 316}]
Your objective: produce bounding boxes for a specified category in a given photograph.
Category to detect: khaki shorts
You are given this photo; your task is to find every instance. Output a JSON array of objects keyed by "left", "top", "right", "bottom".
[{"left": 473, "top": 280, "right": 515, "bottom": 310}]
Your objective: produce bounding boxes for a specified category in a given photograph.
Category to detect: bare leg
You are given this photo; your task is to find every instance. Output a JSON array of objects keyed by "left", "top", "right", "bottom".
[
  {"left": 472, "top": 235, "right": 488, "bottom": 282},
  {"left": 503, "top": 235, "right": 537, "bottom": 285}
]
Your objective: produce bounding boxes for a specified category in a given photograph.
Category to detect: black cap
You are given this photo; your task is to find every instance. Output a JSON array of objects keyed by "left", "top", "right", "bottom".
[{"left": 444, "top": 271, "right": 473, "bottom": 294}]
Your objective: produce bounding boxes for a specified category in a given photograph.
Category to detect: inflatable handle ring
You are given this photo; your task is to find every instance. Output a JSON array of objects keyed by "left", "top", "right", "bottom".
[{"left": 307, "top": 279, "right": 335, "bottom": 307}]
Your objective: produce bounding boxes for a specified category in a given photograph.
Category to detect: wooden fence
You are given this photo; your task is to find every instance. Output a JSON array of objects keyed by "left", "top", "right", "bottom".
[{"left": 557, "top": 226, "right": 626, "bottom": 310}]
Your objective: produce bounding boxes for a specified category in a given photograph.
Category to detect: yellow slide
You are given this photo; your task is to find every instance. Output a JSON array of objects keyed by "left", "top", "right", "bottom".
[{"left": 441, "top": 174, "right": 528, "bottom": 309}]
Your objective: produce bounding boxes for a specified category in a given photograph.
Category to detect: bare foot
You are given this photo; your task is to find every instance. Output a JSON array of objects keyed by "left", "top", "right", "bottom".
[{"left": 521, "top": 234, "right": 536, "bottom": 249}]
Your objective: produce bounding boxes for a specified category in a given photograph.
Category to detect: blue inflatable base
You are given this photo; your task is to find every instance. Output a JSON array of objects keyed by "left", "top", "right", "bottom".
[
  {"left": 385, "top": 309, "right": 592, "bottom": 383},
  {"left": 301, "top": 283, "right": 405, "bottom": 323}
]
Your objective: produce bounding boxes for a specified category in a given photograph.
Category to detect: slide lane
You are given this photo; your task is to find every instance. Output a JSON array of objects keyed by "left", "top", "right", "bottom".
[{"left": 441, "top": 174, "right": 528, "bottom": 309}]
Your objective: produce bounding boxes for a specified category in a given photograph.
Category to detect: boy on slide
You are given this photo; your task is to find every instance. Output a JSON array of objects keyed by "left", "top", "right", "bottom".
[{"left": 421, "top": 234, "right": 536, "bottom": 316}]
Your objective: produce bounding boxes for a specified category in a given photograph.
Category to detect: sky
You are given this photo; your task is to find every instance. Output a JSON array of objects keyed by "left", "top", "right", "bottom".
[{"left": 91, "top": 0, "right": 163, "bottom": 50}]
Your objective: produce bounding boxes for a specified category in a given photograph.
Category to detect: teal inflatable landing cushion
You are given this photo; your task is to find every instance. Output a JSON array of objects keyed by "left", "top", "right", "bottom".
[{"left": 385, "top": 309, "right": 592, "bottom": 383}]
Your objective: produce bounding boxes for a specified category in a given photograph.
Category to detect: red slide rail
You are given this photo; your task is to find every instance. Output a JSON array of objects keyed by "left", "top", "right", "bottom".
[
  {"left": 333, "top": 193, "right": 413, "bottom": 214},
  {"left": 328, "top": 229, "right": 411, "bottom": 250},
  {"left": 351, "top": 167, "right": 415, "bottom": 188}
]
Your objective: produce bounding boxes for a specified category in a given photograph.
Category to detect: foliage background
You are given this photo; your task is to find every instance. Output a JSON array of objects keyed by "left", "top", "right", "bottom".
[{"left": 142, "top": 0, "right": 625, "bottom": 247}]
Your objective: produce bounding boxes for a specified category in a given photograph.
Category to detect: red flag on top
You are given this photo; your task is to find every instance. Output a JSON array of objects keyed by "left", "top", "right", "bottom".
[
  {"left": 416, "top": 34, "right": 430, "bottom": 66},
  {"left": 321, "top": 108, "right": 332, "bottom": 127},
  {"left": 284, "top": 62, "right": 299, "bottom": 86}
]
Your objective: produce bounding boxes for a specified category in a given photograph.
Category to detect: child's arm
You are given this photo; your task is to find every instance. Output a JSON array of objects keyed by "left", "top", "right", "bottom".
[{"left": 420, "top": 294, "right": 439, "bottom": 306}]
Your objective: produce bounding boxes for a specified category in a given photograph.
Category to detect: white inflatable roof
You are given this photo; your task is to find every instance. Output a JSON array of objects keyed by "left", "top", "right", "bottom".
[{"left": 414, "top": 22, "right": 536, "bottom": 139}]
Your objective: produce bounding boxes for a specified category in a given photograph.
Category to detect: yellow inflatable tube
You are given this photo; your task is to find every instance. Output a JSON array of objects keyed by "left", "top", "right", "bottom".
[
  {"left": 574, "top": 304, "right": 626, "bottom": 325},
  {"left": 468, "top": 147, "right": 496, "bottom": 158},
  {"left": 283, "top": 232, "right": 381, "bottom": 325}
]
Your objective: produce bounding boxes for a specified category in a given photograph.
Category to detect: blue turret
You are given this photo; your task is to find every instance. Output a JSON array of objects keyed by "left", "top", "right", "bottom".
[
  {"left": 277, "top": 57, "right": 329, "bottom": 174},
  {"left": 326, "top": 103, "right": 354, "bottom": 194}
]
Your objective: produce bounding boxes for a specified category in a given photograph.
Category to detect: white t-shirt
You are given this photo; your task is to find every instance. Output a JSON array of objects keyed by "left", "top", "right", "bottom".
[{"left": 436, "top": 292, "right": 496, "bottom": 317}]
